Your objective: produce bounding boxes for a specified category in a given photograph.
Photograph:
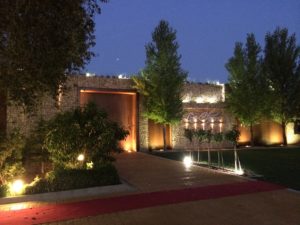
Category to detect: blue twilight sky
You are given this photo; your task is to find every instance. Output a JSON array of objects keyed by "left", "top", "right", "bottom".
[{"left": 85, "top": 0, "right": 300, "bottom": 83}]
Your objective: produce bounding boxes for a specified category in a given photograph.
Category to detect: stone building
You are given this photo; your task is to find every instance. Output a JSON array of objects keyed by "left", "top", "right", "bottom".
[
  {"left": 4, "top": 75, "right": 235, "bottom": 152},
  {"left": 4, "top": 74, "right": 300, "bottom": 151}
]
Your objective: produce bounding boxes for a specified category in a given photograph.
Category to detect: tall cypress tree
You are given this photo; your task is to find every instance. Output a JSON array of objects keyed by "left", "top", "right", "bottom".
[
  {"left": 133, "top": 20, "right": 187, "bottom": 151},
  {"left": 264, "top": 27, "right": 300, "bottom": 146},
  {"left": 226, "top": 33, "right": 268, "bottom": 146}
]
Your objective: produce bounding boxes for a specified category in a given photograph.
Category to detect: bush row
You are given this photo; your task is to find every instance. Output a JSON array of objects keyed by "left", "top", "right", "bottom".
[{"left": 25, "top": 163, "right": 120, "bottom": 194}]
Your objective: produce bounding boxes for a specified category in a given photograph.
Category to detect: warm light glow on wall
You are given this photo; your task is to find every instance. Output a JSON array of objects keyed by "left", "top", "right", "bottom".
[
  {"left": 286, "top": 123, "right": 300, "bottom": 144},
  {"left": 80, "top": 89, "right": 137, "bottom": 152},
  {"left": 182, "top": 97, "right": 191, "bottom": 103},
  {"left": 195, "top": 96, "right": 218, "bottom": 104},
  {"left": 238, "top": 126, "right": 251, "bottom": 143},
  {"left": 206, "top": 96, "right": 218, "bottom": 103},
  {"left": 219, "top": 123, "right": 223, "bottom": 132},
  {"left": 193, "top": 123, "right": 197, "bottom": 130},
  {"left": 220, "top": 83, "right": 225, "bottom": 102},
  {"left": 57, "top": 85, "right": 63, "bottom": 108},
  {"left": 123, "top": 140, "right": 136, "bottom": 152},
  {"left": 237, "top": 121, "right": 300, "bottom": 145},
  {"left": 195, "top": 96, "right": 204, "bottom": 103},
  {"left": 268, "top": 132, "right": 282, "bottom": 144}
]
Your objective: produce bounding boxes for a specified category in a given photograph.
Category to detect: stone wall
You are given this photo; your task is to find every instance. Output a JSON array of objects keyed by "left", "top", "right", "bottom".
[
  {"left": 6, "top": 75, "right": 229, "bottom": 151},
  {"left": 7, "top": 75, "right": 134, "bottom": 135},
  {"left": 171, "top": 102, "right": 234, "bottom": 150},
  {"left": 182, "top": 82, "right": 224, "bottom": 103}
]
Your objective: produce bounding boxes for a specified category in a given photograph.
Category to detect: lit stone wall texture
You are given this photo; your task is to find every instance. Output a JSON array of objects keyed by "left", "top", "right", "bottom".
[{"left": 6, "top": 76, "right": 232, "bottom": 151}]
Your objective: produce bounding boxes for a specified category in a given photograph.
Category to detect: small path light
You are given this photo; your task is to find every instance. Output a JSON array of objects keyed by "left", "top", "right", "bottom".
[
  {"left": 86, "top": 161, "right": 94, "bottom": 169},
  {"left": 235, "top": 168, "right": 244, "bottom": 175},
  {"left": 11, "top": 179, "right": 24, "bottom": 195},
  {"left": 183, "top": 156, "right": 193, "bottom": 168},
  {"left": 77, "top": 154, "right": 85, "bottom": 161},
  {"left": 10, "top": 203, "right": 28, "bottom": 211}
]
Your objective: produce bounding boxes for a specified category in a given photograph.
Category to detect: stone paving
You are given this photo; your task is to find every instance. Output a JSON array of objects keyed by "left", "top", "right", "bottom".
[{"left": 1, "top": 152, "right": 300, "bottom": 225}]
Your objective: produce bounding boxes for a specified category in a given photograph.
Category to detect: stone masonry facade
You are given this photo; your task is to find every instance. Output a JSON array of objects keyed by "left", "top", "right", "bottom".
[{"left": 7, "top": 75, "right": 231, "bottom": 151}]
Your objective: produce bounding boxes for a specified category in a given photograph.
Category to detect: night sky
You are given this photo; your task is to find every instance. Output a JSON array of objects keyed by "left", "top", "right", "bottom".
[{"left": 86, "top": 0, "right": 300, "bottom": 83}]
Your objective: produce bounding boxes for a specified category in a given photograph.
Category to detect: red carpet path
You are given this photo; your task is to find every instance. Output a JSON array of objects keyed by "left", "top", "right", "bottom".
[{"left": 0, "top": 180, "right": 283, "bottom": 225}]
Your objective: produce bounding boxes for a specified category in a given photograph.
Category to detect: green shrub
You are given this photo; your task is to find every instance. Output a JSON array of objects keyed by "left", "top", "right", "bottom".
[
  {"left": 23, "top": 120, "right": 50, "bottom": 174},
  {"left": 225, "top": 126, "right": 241, "bottom": 146},
  {"left": 0, "top": 184, "right": 8, "bottom": 197},
  {"left": 0, "top": 130, "right": 25, "bottom": 185},
  {"left": 25, "top": 163, "right": 120, "bottom": 194},
  {"left": 43, "top": 102, "right": 129, "bottom": 169}
]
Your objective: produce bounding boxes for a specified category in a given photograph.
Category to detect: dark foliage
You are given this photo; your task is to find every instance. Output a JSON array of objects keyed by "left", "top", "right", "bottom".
[
  {"left": 43, "top": 103, "right": 129, "bottom": 169},
  {"left": 0, "top": 0, "right": 107, "bottom": 110},
  {"left": 25, "top": 163, "right": 119, "bottom": 194}
]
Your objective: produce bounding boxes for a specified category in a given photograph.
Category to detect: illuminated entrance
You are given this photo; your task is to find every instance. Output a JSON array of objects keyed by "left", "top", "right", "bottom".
[{"left": 80, "top": 89, "right": 138, "bottom": 152}]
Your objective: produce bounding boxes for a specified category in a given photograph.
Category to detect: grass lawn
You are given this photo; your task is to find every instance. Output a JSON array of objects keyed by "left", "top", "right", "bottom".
[{"left": 151, "top": 147, "right": 300, "bottom": 190}]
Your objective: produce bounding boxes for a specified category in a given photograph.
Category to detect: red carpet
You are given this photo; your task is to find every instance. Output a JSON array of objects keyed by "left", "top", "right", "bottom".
[{"left": 0, "top": 180, "right": 283, "bottom": 225}]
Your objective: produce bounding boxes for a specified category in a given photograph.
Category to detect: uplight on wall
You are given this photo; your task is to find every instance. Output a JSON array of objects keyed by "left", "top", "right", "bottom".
[
  {"left": 206, "top": 96, "right": 218, "bottom": 103},
  {"left": 195, "top": 97, "right": 204, "bottom": 103},
  {"left": 182, "top": 97, "right": 191, "bottom": 103},
  {"left": 118, "top": 74, "right": 129, "bottom": 79},
  {"left": 195, "top": 96, "right": 218, "bottom": 103},
  {"left": 86, "top": 72, "right": 95, "bottom": 77}
]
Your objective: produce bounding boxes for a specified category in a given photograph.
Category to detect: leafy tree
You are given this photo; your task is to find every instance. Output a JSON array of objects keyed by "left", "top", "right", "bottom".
[
  {"left": 194, "top": 129, "right": 206, "bottom": 163},
  {"left": 263, "top": 27, "right": 300, "bottom": 146},
  {"left": 0, "top": 0, "right": 107, "bottom": 110},
  {"left": 213, "top": 132, "right": 224, "bottom": 168},
  {"left": 43, "top": 103, "right": 128, "bottom": 169},
  {"left": 225, "top": 126, "right": 242, "bottom": 173},
  {"left": 184, "top": 128, "right": 194, "bottom": 146},
  {"left": 23, "top": 120, "right": 49, "bottom": 174},
  {"left": 133, "top": 20, "right": 187, "bottom": 151},
  {"left": 204, "top": 129, "right": 213, "bottom": 166},
  {"left": 226, "top": 33, "right": 268, "bottom": 146}
]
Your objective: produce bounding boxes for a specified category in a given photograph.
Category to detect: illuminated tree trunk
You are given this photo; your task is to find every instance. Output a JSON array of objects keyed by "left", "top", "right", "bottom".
[
  {"left": 281, "top": 121, "right": 287, "bottom": 146},
  {"left": 234, "top": 145, "right": 238, "bottom": 171},
  {"left": 162, "top": 125, "right": 167, "bottom": 151},
  {"left": 234, "top": 144, "right": 242, "bottom": 172},
  {"left": 250, "top": 123, "right": 254, "bottom": 146},
  {"left": 217, "top": 151, "right": 220, "bottom": 167},
  {"left": 207, "top": 143, "right": 211, "bottom": 166}
]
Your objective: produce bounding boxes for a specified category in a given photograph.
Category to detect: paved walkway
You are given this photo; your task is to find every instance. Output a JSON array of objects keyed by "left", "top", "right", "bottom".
[{"left": 1, "top": 152, "right": 300, "bottom": 225}]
